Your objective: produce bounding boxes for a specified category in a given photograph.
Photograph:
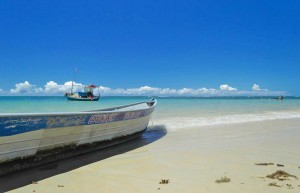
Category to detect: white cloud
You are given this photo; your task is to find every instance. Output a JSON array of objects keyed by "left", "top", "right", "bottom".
[
  {"left": 96, "top": 86, "right": 218, "bottom": 96},
  {"left": 252, "top": 83, "right": 268, "bottom": 91},
  {"left": 99, "top": 85, "right": 282, "bottom": 96},
  {"left": 44, "top": 81, "right": 83, "bottom": 94},
  {"left": 220, "top": 84, "right": 237, "bottom": 91},
  {"left": 9, "top": 81, "right": 84, "bottom": 95},
  {"left": 252, "top": 84, "right": 261, "bottom": 91},
  {"left": 10, "top": 81, "right": 43, "bottom": 94},
  {"left": 6, "top": 81, "right": 287, "bottom": 96}
]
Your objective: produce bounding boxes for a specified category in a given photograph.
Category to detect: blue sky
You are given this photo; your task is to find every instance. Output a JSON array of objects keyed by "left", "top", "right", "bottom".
[{"left": 0, "top": 0, "right": 299, "bottom": 96}]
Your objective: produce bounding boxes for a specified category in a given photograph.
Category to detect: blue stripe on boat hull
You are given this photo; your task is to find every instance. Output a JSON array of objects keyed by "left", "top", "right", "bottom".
[{"left": 0, "top": 108, "right": 154, "bottom": 137}]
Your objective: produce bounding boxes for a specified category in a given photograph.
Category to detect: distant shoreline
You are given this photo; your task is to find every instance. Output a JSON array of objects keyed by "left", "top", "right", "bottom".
[{"left": 0, "top": 95, "right": 299, "bottom": 98}]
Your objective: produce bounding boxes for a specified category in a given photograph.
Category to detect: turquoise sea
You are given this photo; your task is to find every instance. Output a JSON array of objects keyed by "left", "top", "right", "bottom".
[{"left": 1, "top": 96, "right": 300, "bottom": 131}]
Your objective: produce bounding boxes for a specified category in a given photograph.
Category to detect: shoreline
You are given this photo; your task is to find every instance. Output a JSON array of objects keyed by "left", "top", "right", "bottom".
[{"left": 3, "top": 119, "right": 300, "bottom": 193}]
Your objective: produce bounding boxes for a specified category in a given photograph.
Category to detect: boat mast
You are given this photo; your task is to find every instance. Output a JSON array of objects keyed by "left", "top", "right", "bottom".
[
  {"left": 71, "top": 67, "right": 78, "bottom": 94},
  {"left": 71, "top": 81, "right": 74, "bottom": 94}
]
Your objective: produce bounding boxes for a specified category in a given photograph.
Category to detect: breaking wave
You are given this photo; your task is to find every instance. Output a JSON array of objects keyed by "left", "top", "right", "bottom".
[{"left": 149, "top": 111, "right": 300, "bottom": 131}]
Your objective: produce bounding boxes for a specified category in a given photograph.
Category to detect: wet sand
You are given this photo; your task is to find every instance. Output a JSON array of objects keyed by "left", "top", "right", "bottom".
[{"left": 3, "top": 119, "right": 300, "bottom": 193}]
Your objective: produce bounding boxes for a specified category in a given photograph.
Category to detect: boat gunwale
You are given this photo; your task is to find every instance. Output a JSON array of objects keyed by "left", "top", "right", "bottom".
[{"left": 0, "top": 98, "right": 157, "bottom": 117}]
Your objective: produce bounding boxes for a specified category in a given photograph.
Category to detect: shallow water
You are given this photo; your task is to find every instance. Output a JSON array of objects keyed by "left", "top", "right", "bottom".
[{"left": 1, "top": 96, "right": 300, "bottom": 131}]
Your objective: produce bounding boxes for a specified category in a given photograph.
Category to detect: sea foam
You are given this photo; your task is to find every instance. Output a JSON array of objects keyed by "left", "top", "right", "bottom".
[{"left": 150, "top": 111, "right": 300, "bottom": 131}]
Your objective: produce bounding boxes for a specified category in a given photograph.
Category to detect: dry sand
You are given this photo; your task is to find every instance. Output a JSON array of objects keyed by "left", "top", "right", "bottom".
[{"left": 4, "top": 119, "right": 300, "bottom": 193}]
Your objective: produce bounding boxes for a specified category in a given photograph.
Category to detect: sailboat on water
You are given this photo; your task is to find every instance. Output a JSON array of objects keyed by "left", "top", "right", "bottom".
[{"left": 65, "top": 82, "right": 100, "bottom": 101}]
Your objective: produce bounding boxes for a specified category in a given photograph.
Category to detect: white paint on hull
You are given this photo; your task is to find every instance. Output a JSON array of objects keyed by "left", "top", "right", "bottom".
[{"left": 0, "top": 115, "right": 151, "bottom": 163}]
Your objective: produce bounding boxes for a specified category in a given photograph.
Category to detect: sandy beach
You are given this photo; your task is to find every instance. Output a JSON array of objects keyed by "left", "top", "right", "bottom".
[
  {"left": 1, "top": 0, "right": 299, "bottom": 192},
  {"left": 2, "top": 118, "right": 300, "bottom": 193}
]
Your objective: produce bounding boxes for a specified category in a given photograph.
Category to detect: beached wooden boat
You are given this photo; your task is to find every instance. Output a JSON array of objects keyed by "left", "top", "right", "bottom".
[{"left": 0, "top": 98, "right": 156, "bottom": 175}]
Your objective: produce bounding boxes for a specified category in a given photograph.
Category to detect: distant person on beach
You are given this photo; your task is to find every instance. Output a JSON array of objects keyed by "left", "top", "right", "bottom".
[
  {"left": 279, "top": 96, "right": 284, "bottom": 102},
  {"left": 274, "top": 96, "right": 284, "bottom": 101},
  {"left": 279, "top": 96, "right": 283, "bottom": 100}
]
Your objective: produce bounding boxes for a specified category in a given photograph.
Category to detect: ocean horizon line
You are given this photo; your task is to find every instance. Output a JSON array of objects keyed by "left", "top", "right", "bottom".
[{"left": 0, "top": 95, "right": 299, "bottom": 99}]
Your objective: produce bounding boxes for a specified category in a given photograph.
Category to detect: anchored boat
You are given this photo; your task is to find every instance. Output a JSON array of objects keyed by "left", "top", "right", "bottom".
[
  {"left": 0, "top": 98, "right": 157, "bottom": 175},
  {"left": 65, "top": 84, "right": 100, "bottom": 101}
]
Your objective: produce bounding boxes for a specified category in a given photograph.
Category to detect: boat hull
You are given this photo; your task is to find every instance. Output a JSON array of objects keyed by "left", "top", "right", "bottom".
[
  {"left": 0, "top": 99, "right": 156, "bottom": 175},
  {"left": 66, "top": 95, "right": 100, "bottom": 101},
  {"left": 0, "top": 127, "right": 147, "bottom": 176}
]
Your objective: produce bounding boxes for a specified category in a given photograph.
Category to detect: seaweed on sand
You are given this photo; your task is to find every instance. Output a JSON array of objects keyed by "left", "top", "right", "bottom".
[
  {"left": 215, "top": 176, "right": 231, "bottom": 183},
  {"left": 268, "top": 182, "right": 281, "bottom": 187},
  {"left": 159, "top": 179, "right": 170, "bottom": 184},
  {"left": 266, "top": 170, "right": 298, "bottom": 181},
  {"left": 255, "top": 163, "right": 274, "bottom": 166}
]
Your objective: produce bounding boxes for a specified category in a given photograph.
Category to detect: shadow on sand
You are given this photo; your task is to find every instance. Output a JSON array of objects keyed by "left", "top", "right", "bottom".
[{"left": 0, "top": 125, "right": 167, "bottom": 192}]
